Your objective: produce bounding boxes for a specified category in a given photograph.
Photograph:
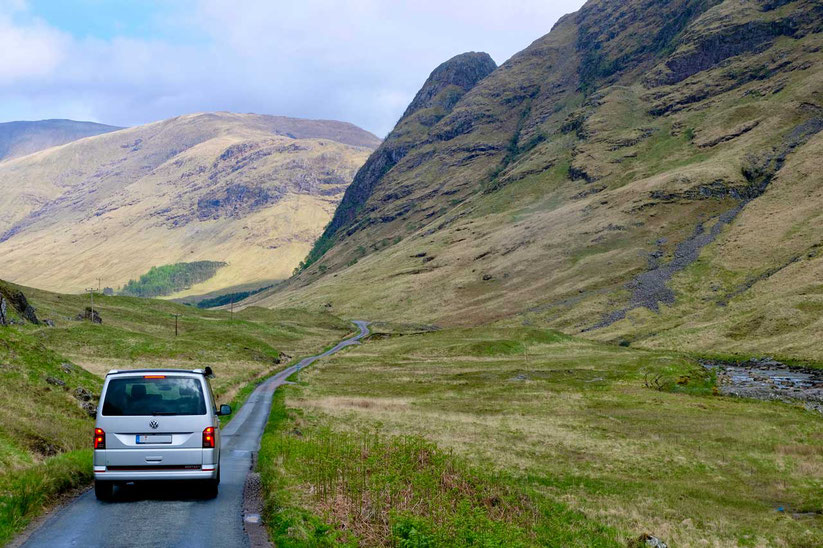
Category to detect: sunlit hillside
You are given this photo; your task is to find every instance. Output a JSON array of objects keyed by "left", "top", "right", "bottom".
[{"left": 0, "top": 112, "right": 380, "bottom": 296}]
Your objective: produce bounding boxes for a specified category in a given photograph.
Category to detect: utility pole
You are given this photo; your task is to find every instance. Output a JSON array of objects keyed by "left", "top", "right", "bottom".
[
  {"left": 85, "top": 288, "right": 96, "bottom": 323},
  {"left": 97, "top": 278, "right": 102, "bottom": 291},
  {"left": 171, "top": 313, "right": 182, "bottom": 337}
]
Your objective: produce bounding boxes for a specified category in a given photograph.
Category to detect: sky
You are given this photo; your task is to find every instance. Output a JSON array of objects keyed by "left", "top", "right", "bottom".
[{"left": 0, "top": 0, "right": 586, "bottom": 137}]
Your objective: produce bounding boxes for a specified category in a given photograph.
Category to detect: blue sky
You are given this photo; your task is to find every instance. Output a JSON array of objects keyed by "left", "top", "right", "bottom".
[
  {"left": 0, "top": 0, "right": 586, "bottom": 136},
  {"left": 28, "top": 0, "right": 180, "bottom": 39}
]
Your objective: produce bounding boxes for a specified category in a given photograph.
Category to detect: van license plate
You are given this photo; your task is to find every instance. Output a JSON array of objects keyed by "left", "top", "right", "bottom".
[{"left": 136, "top": 435, "right": 172, "bottom": 444}]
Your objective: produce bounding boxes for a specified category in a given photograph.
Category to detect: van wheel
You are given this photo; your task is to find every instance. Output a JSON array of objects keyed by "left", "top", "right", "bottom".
[
  {"left": 203, "top": 463, "right": 219, "bottom": 498},
  {"left": 95, "top": 480, "right": 114, "bottom": 501}
]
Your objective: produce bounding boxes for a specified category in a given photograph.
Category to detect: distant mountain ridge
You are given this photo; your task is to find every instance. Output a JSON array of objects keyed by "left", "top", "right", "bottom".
[
  {"left": 0, "top": 112, "right": 379, "bottom": 295},
  {"left": 0, "top": 119, "right": 122, "bottom": 162},
  {"left": 254, "top": 0, "right": 823, "bottom": 362}
]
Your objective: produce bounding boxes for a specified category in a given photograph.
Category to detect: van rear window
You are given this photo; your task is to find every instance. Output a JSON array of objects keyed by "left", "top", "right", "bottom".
[{"left": 102, "top": 377, "right": 206, "bottom": 416}]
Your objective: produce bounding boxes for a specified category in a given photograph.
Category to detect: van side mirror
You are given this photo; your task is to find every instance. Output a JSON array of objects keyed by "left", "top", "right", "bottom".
[{"left": 218, "top": 404, "right": 232, "bottom": 416}]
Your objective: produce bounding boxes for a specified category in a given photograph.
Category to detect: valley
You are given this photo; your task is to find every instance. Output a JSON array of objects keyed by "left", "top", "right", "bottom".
[
  {"left": 262, "top": 324, "right": 822, "bottom": 546},
  {"left": 2, "top": 0, "right": 823, "bottom": 546}
]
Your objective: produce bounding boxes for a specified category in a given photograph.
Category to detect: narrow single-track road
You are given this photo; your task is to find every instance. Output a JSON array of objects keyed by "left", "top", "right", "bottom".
[{"left": 17, "top": 321, "right": 370, "bottom": 548}]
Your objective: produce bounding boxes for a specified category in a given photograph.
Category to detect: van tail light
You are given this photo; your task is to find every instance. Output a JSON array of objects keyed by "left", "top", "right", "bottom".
[
  {"left": 202, "top": 427, "right": 215, "bottom": 448},
  {"left": 94, "top": 428, "right": 106, "bottom": 449}
]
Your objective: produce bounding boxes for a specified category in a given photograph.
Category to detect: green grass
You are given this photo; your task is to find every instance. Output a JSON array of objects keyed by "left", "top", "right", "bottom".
[
  {"left": 17, "top": 284, "right": 351, "bottom": 401},
  {"left": 0, "top": 327, "right": 101, "bottom": 468},
  {"left": 0, "top": 450, "right": 92, "bottom": 545},
  {"left": 120, "top": 261, "right": 227, "bottom": 298},
  {"left": 259, "top": 387, "right": 619, "bottom": 547},
  {"left": 0, "top": 279, "right": 352, "bottom": 544},
  {"left": 270, "top": 326, "right": 823, "bottom": 547}
]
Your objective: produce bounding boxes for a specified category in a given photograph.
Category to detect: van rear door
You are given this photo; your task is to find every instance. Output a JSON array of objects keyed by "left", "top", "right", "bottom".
[{"left": 98, "top": 375, "right": 208, "bottom": 469}]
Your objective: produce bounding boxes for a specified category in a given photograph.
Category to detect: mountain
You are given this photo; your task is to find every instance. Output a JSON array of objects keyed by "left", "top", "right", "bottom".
[
  {"left": 0, "top": 119, "right": 122, "bottom": 162},
  {"left": 0, "top": 112, "right": 380, "bottom": 295},
  {"left": 251, "top": 0, "right": 823, "bottom": 361}
]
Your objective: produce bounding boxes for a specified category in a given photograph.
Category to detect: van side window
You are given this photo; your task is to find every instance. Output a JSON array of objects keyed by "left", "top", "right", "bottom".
[{"left": 204, "top": 378, "right": 217, "bottom": 413}]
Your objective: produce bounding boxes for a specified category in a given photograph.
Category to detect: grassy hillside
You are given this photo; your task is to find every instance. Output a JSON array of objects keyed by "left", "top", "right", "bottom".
[
  {"left": 0, "top": 279, "right": 351, "bottom": 544},
  {"left": 120, "top": 261, "right": 228, "bottom": 298},
  {"left": 0, "top": 113, "right": 379, "bottom": 296},
  {"left": 261, "top": 325, "right": 823, "bottom": 547},
  {"left": 251, "top": 0, "right": 823, "bottom": 361},
  {"left": 0, "top": 119, "right": 121, "bottom": 162}
]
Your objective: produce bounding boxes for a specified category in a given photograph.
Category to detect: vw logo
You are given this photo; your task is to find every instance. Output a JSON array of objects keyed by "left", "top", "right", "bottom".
[{"left": 149, "top": 420, "right": 159, "bottom": 429}]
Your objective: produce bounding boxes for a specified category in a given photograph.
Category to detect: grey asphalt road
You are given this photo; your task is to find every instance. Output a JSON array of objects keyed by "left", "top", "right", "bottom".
[{"left": 17, "top": 321, "right": 370, "bottom": 548}]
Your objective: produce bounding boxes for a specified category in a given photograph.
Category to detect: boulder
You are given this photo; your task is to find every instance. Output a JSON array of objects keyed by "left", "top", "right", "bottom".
[
  {"left": 46, "top": 376, "right": 66, "bottom": 387},
  {"left": 81, "top": 401, "right": 98, "bottom": 417},
  {"left": 74, "top": 386, "right": 94, "bottom": 402},
  {"left": 76, "top": 307, "right": 102, "bottom": 324}
]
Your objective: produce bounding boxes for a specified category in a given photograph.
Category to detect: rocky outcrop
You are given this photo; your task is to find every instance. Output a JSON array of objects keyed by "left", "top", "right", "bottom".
[
  {"left": 402, "top": 52, "right": 497, "bottom": 120},
  {"left": 648, "top": 18, "right": 814, "bottom": 87},
  {"left": 0, "top": 281, "right": 40, "bottom": 325},
  {"left": 196, "top": 184, "right": 280, "bottom": 221},
  {"left": 575, "top": 0, "right": 722, "bottom": 90}
]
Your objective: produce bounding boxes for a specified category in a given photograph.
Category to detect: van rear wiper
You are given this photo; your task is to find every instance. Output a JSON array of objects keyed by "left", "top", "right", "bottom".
[{"left": 152, "top": 412, "right": 177, "bottom": 416}]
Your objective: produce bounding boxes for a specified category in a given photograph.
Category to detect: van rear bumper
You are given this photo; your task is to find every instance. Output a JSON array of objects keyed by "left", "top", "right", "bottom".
[
  {"left": 94, "top": 447, "right": 217, "bottom": 481},
  {"left": 94, "top": 466, "right": 218, "bottom": 481}
]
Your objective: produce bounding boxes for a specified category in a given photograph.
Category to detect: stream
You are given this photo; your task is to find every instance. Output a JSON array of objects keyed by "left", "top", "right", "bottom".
[{"left": 701, "top": 358, "right": 823, "bottom": 414}]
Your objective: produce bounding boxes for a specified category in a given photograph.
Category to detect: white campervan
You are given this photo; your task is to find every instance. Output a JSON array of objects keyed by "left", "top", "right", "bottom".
[{"left": 93, "top": 368, "right": 231, "bottom": 500}]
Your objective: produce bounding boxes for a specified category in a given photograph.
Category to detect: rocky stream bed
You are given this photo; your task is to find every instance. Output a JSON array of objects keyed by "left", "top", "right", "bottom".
[{"left": 701, "top": 358, "right": 823, "bottom": 414}]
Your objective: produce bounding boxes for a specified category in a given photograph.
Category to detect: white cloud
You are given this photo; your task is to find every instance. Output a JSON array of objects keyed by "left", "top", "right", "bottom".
[
  {"left": 0, "top": 11, "right": 68, "bottom": 83},
  {"left": 0, "top": 0, "right": 586, "bottom": 135}
]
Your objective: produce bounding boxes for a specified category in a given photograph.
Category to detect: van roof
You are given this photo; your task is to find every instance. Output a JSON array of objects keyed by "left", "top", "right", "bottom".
[{"left": 106, "top": 368, "right": 207, "bottom": 376}]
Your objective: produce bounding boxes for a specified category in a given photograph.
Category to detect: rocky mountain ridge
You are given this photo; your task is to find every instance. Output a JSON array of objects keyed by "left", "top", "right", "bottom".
[{"left": 253, "top": 0, "right": 823, "bottom": 361}]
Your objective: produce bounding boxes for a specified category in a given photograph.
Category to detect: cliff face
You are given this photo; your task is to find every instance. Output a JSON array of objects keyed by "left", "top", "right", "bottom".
[
  {"left": 0, "top": 113, "right": 379, "bottom": 295},
  {"left": 256, "top": 0, "right": 823, "bottom": 361}
]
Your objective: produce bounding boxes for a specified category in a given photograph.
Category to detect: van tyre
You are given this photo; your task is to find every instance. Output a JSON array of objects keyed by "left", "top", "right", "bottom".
[
  {"left": 95, "top": 480, "right": 114, "bottom": 501},
  {"left": 203, "top": 479, "right": 218, "bottom": 498},
  {"left": 203, "top": 464, "right": 220, "bottom": 498}
]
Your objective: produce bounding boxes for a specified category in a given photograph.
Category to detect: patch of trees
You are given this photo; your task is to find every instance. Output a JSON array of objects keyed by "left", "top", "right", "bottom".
[{"left": 120, "top": 262, "right": 227, "bottom": 298}]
